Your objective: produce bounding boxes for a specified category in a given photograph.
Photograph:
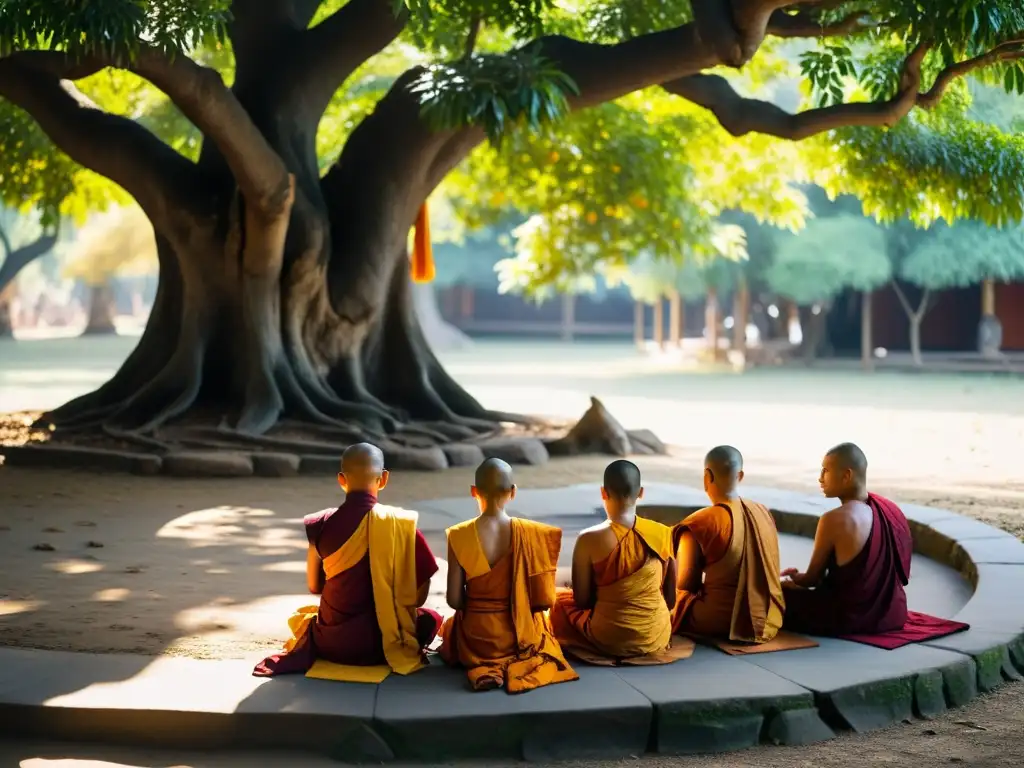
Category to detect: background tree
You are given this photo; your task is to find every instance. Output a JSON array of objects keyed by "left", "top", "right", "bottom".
[
  {"left": 898, "top": 221, "right": 1024, "bottom": 362},
  {"left": 0, "top": 209, "right": 60, "bottom": 337},
  {"left": 766, "top": 214, "right": 891, "bottom": 361},
  {"left": 63, "top": 206, "right": 158, "bottom": 336},
  {"left": 3, "top": 0, "right": 1024, "bottom": 467}
]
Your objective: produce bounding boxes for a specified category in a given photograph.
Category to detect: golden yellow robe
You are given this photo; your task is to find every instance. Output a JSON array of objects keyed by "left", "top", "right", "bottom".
[
  {"left": 550, "top": 518, "right": 693, "bottom": 665},
  {"left": 278, "top": 504, "right": 425, "bottom": 678},
  {"left": 439, "top": 517, "right": 578, "bottom": 693},
  {"left": 672, "top": 498, "right": 785, "bottom": 644}
]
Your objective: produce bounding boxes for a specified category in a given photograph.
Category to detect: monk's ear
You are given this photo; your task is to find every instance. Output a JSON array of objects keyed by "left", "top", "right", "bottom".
[
  {"left": 636, "top": 487, "right": 644, "bottom": 500},
  {"left": 737, "top": 470, "right": 744, "bottom": 483},
  {"left": 337, "top": 472, "right": 348, "bottom": 492},
  {"left": 509, "top": 484, "right": 517, "bottom": 500},
  {"left": 378, "top": 469, "right": 390, "bottom": 491},
  {"left": 599, "top": 487, "right": 609, "bottom": 501},
  {"left": 470, "top": 486, "right": 480, "bottom": 499}
]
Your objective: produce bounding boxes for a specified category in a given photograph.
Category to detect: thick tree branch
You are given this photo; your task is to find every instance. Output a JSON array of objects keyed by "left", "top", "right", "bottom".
[
  {"left": 767, "top": 8, "right": 875, "bottom": 37},
  {"left": 662, "top": 43, "right": 944, "bottom": 139},
  {"left": 0, "top": 228, "right": 59, "bottom": 294},
  {"left": 665, "top": 38, "right": 1024, "bottom": 140},
  {"left": 291, "top": 0, "right": 408, "bottom": 118},
  {"left": 918, "top": 40, "right": 1024, "bottom": 108},
  {"left": 129, "top": 47, "right": 293, "bottom": 217},
  {"left": 0, "top": 53, "right": 203, "bottom": 226}
]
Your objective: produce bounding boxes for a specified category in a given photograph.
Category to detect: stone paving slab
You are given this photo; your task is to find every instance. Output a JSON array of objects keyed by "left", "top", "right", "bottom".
[
  {"left": 612, "top": 645, "right": 826, "bottom": 754},
  {"left": 375, "top": 657, "right": 651, "bottom": 762},
  {"left": 0, "top": 484, "right": 1021, "bottom": 762}
]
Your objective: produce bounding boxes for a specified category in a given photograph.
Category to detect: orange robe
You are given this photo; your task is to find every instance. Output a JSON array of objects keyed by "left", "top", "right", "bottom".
[
  {"left": 550, "top": 518, "right": 689, "bottom": 665},
  {"left": 672, "top": 499, "right": 784, "bottom": 644},
  {"left": 439, "top": 517, "right": 579, "bottom": 693}
]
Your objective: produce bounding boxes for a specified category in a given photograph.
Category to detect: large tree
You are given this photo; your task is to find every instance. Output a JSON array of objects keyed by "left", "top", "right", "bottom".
[{"left": 2, "top": 0, "right": 1024, "bottom": 463}]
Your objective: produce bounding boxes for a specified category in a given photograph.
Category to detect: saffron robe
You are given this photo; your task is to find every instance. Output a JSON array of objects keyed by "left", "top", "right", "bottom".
[
  {"left": 439, "top": 517, "right": 579, "bottom": 693},
  {"left": 550, "top": 517, "right": 686, "bottom": 664},
  {"left": 253, "top": 491, "right": 441, "bottom": 677},
  {"left": 784, "top": 492, "right": 912, "bottom": 636},
  {"left": 672, "top": 499, "right": 785, "bottom": 644}
]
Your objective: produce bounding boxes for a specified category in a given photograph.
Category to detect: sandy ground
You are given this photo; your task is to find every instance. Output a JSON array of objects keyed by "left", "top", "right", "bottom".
[{"left": 1, "top": 336, "right": 1023, "bottom": 767}]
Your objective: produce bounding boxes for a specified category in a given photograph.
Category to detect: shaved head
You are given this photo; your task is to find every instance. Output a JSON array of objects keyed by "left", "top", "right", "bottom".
[
  {"left": 339, "top": 442, "right": 386, "bottom": 492},
  {"left": 705, "top": 445, "right": 743, "bottom": 486},
  {"left": 826, "top": 442, "right": 867, "bottom": 483},
  {"left": 474, "top": 458, "right": 515, "bottom": 499},
  {"left": 603, "top": 459, "right": 642, "bottom": 500}
]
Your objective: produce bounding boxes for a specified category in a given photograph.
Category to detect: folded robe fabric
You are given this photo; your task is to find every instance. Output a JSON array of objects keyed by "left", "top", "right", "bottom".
[{"left": 838, "top": 611, "right": 970, "bottom": 650}]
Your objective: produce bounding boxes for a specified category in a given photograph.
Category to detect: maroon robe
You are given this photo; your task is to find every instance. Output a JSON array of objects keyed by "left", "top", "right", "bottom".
[
  {"left": 253, "top": 491, "right": 442, "bottom": 676},
  {"left": 783, "top": 492, "right": 912, "bottom": 636}
]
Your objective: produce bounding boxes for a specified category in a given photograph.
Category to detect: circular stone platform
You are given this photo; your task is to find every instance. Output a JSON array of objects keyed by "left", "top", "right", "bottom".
[{"left": 0, "top": 483, "right": 1021, "bottom": 763}]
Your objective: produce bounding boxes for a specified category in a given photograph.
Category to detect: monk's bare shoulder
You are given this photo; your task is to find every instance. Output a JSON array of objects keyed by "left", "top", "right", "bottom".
[{"left": 577, "top": 520, "right": 613, "bottom": 539}]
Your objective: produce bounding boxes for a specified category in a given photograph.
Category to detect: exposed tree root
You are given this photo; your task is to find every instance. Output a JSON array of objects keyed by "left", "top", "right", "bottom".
[{"left": 546, "top": 396, "right": 668, "bottom": 459}]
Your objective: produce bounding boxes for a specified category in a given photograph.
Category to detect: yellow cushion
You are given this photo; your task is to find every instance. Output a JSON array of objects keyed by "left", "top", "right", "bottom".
[{"left": 304, "top": 660, "right": 391, "bottom": 684}]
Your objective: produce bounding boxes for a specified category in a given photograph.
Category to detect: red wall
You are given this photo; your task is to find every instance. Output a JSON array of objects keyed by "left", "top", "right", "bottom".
[
  {"left": 871, "top": 284, "right": 981, "bottom": 352},
  {"left": 996, "top": 282, "right": 1024, "bottom": 350}
]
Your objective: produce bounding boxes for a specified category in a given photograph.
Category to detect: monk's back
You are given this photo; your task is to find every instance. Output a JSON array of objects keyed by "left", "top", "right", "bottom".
[
  {"left": 829, "top": 500, "right": 874, "bottom": 566},
  {"left": 475, "top": 515, "right": 513, "bottom": 567},
  {"left": 578, "top": 516, "right": 636, "bottom": 565}
]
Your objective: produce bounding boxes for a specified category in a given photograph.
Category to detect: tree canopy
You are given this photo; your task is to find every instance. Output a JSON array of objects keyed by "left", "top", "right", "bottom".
[
  {"left": 3, "top": 0, "right": 1024, "bottom": 463},
  {"left": 901, "top": 220, "right": 1024, "bottom": 288},
  {"left": 62, "top": 206, "right": 158, "bottom": 287},
  {"left": 766, "top": 214, "right": 891, "bottom": 305}
]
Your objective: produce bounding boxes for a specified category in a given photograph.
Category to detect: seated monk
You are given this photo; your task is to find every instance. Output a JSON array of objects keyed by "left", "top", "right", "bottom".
[
  {"left": 253, "top": 443, "right": 442, "bottom": 677},
  {"left": 782, "top": 443, "right": 911, "bottom": 636},
  {"left": 439, "top": 458, "right": 578, "bottom": 692},
  {"left": 550, "top": 460, "right": 684, "bottom": 664},
  {"left": 672, "top": 446, "right": 785, "bottom": 644}
]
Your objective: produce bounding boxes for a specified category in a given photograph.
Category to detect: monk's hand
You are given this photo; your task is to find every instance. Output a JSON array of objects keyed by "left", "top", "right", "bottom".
[{"left": 781, "top": 568, "right": 808, "bottom": 588}]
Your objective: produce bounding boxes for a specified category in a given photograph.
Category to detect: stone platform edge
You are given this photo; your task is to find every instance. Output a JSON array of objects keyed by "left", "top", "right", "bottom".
[{"left": 0, "top": 487, "right": 1021, "bottom": 763}]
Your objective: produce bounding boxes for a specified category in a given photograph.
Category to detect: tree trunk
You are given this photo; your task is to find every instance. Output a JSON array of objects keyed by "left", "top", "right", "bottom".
[
  {"left": 634, "top": 301, "right": 645, "bottom": 348},
  {"left": 668, "top": 290, "right": 683, "bottom": 347},
  {"left": 81, "top": 283, "right": 118, "bottom": 336},
  {"left": 561, "top": 292, "right": 575, "bottom": 342},
  {"left": 0, "top": 283, "right": 14, "bottom": 338},
  {"left": 861, "top": 290, "right": 873, "bottom": 371},
  {"left": 732, "top": 280, "right": 749, "bottom": 356},
  {"left": 908, "top": 315, "right": 923, "bottom": 367},
  {"left": 705, "top": 289, "right": 719, "bottom": 360}
]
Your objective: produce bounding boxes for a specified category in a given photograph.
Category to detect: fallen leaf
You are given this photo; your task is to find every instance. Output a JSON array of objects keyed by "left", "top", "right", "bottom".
[{"left": 32, "top": 543, "right": 55, "bottom": 552}]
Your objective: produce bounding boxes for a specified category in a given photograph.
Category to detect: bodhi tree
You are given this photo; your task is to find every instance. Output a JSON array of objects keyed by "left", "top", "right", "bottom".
[{"left": 3, "top": 0, "right": 1024, "bottom": 466}]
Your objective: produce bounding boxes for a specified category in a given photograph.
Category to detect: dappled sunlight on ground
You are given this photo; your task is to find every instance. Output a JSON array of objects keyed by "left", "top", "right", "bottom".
[{"left": 0, "top": 336, "right": 1022, "bottom": 659}]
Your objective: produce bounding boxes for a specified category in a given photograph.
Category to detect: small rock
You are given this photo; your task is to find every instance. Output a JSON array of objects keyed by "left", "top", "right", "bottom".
[
  {"left": 75, "top": 521, "right": 97, "bottom": 527},
  {"left": 922, "top": 729, "right": 937, "bottom": 736},
  {"left": 42, "top": 526, "right": 63, "bottom": 533},
  {"left": 478, "top": 437, "right": 550, "bottom": 466},
  {"left": 442, "top": 443, "right": 485, "bottom": 467},
  {"left": 252, "top": 452, "right": 301, "bottom": 478},
  {"left": 124, "top": 565, "right": 144, "bottom": 574},
  {"left": 162, "top": 451, "right": 254, "bottom": 478},
  {"left": 86, "top": 541, "right": 104, "bottom": 548},
  {"left": 384, "top": 445, "right": 449, "bottom": 472},
  {"left": 627, "top": 428, "right": 668, "bottom": 455},
  {"left": 32, "top": 543, "right": 55, "bottom": 552},
  {"left": 0, "top": 525, "right": 10, "bottom": 532}
]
